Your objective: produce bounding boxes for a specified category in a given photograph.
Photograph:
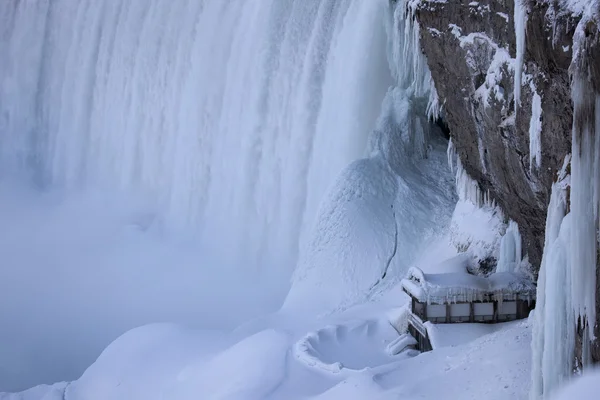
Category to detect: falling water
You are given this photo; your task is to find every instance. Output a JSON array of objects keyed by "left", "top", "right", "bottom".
[
  {"left": 0, "top": 0, "right": 458, "bottom": 391},
  {"left": 0, "top": 0, "right": 393, "bottom": 276}
]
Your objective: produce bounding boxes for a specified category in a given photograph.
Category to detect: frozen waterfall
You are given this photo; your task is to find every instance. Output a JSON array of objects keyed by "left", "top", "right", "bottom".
[
  {"left": 0, "top": 0, "right": 394, "bottom": 275},
  {"left": 0, "top": 0, "right": 456, "bottom": 391}
]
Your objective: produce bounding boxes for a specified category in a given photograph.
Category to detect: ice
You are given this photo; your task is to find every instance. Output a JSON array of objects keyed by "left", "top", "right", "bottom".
[
  {"left": 530, "top": 157, "right": 571, "bottom": 399},
  {"left": 285, "top": 85, "right": 456, "bottom": 314},
  {"left": 529, "top": 91, "right": 543, "bottom": 171},
  {"left": 387, "top": 0, "right": 439, "bottom": 118},
  {"left": 569, "top": 75, "right": 599, "bottom": 344},
  {"left": 497, "top": 221, "right": 523, "bottom": 274},
  {"left": 0, "top": 0, "right": 395, "bottom": 284},
  {"left": 514, "top": 0, "right": 528, "bottom": 110},
  {"left": 0, "top": 0, "right": 546, "bottom": 399},
  {"left": 531, "top": 13, "right": 600, "bottom": 394}
]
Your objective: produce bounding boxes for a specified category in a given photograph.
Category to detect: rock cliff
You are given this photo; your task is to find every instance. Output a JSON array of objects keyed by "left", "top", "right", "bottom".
[
  {"left": 409, "top": 0, "right": 600, "bottom": 369},
  {"left": 413, "top": 0, "right": 577, "bottom": 270}
]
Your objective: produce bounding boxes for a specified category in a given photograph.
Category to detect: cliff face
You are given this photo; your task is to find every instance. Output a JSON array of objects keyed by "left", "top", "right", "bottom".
[
  {"left": 412, "top": 0, "right": 600, "bottom": 368},
  {"left": 414, "top": 0, "right": 576, "bottom": 270}
]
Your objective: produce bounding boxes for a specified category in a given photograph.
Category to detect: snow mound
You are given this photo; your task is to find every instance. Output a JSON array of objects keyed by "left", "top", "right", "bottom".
[
  {"left": 63, "top": 324, "right": 289, "bottom": 400},
  {"left": 170, "top": 329, "right": 289, "bottom": 400},
  {"left": 294, "top": 319, "right": 415, "bottom": 374},
  {"left": 65, "top": 324, "right": 228, "bottom": 400}
]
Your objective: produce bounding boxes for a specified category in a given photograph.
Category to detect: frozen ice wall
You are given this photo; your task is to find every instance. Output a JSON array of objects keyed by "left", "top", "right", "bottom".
[{"left": 530, "top": 3, "right": 600, "bottom": 397}]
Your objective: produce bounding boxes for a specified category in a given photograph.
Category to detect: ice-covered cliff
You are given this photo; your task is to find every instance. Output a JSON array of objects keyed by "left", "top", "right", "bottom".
[{"left": 406, "top": 0, "right": 599, "bottom": 397}]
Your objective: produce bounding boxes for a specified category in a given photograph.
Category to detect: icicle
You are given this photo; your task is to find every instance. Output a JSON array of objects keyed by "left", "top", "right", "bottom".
[
  {"left": 530, "top": 156, "right": 570, "bottom": 400},
  {"left": 387, "top": 0, "right": 439, "bottom": 118},
  {"left": 514, "top": 0, "right": 528, "bottom": 111},
  {"left": 447, "top": 138, "right": 455, "bottom": 173},
  {"left": 529, "top": 90, "right": 542, "bottom": 171},
  {"left": 497, "top": 221, "right": 522, "bottom": 273},
  {"left": 569, "top": 76, "right": 598, "bottom": 343},
  {"left": 454, "top": 158, "right": 484, "bottom": 207}
]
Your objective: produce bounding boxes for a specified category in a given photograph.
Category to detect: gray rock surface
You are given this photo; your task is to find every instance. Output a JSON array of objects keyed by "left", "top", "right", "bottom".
[{"left": 414, "top": 0, "right": 577, "bottom": 271}]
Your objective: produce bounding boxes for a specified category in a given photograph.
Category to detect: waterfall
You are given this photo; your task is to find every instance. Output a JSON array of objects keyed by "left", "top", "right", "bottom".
[
  {"left": 0, "top": 0, "right": 393, "bottom": 276},
  {"left": 0, "top": 0, "right": 458, "bottom": 390}
]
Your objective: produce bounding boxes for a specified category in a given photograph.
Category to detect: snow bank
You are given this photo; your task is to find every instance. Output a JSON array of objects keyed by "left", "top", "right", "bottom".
[{"left": 65, "top": 326, "right": 288, "bottom": 400}]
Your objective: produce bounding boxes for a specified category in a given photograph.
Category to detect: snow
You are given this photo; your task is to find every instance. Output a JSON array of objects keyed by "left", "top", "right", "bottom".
[
  {"left": 64, "top": 327, "right": 288, "bottom": 400},
  {"left": 385, "top": 334, "right": 418, "bottom": 356},
  {"left": 2, "top": 307, "right": 536, "bottom": 400},
  {"left": 497, "top": 12, "right": 510, "bottom": 23},
  {"left": 402, "top": 267, "right": 536, "bottom": 304},
  {"left": 529, "top": 90, "right": 543, "bottom": 171},
  {"left": 514, "top": 0, "right": 528, "bottom": 110},
  {"left": 294, "top": 319, "right": 416, "bottom": 374},
  {"left": 449, "top": 197, "right": 505, "bottom": 263},
  {"left": 285, "top": 87, "right": 456, "bottom": 314},
  {"left": 424, "top": 252, "right": 473, "bottom": 274},
  {"left": 425, "top": 321, "right": 510, "bottom": 349}
]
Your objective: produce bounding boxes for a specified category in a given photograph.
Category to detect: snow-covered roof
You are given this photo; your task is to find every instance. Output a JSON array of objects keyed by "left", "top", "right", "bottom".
[{"left": 401, "top": 266, "right": 536, "bottom": 304}]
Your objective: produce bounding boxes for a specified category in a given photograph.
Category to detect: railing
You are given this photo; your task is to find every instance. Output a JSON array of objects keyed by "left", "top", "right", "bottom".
[{"left": 408, "top": 312, "right": 427, "bottom": 338}]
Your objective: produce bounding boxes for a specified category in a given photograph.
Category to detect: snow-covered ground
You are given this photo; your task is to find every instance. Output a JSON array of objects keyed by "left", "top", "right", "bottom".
[{"left": 0, "top": 303, "right": 534, "bottom": 400}]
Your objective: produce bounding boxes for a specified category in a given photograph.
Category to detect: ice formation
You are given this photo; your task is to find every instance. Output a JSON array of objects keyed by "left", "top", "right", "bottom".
[
  {"left": 514, "top": 0, "right": 528, "bottom": 110},
  {"left": 387, "top": 0, "right": 440, "bottom": 119},
  {"left": 530, "top": 157, "right": 572, "bottom": 398},
  {"left": 529, "top": 91, "right": 543, "bottom": 171},
  {"left": 285, "top": 0, "right": 456, "bottom": 313},
  {"left": 0, "top": 0, "right": 397, "bottom": 280},
  {"left": 497, "top": 221, "right": 523, "bottom": 274},
  {"left": 531, "top": 3, "right": 600, "bottom": 397}
]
